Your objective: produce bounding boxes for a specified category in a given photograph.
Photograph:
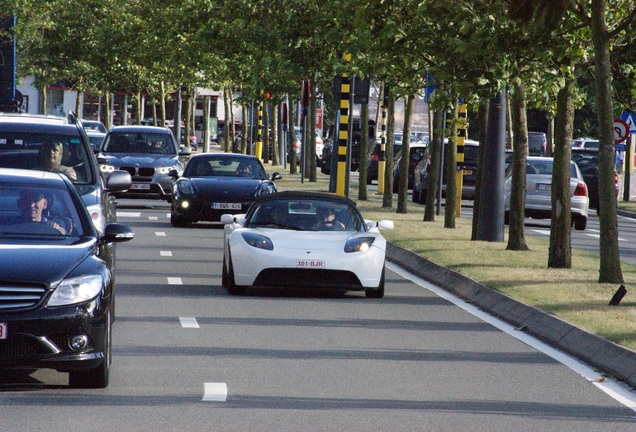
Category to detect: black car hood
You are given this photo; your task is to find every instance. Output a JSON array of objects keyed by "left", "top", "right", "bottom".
[
  {"left": 0, "top": 237, "right": 96, "bottom": 285},
  {"left": 101, "top": 153, "right": 179, "bottom": 167},
  {"left": 189, "top": 177, "right": 267, "bottom": 200}
]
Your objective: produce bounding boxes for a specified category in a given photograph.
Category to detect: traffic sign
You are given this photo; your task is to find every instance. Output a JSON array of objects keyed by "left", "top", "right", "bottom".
[
  {"left": 614, "top": 118, "right": 630, "bottom": 144},
  {"left": 621, "top": 111, "right": 636, "bottom": 133}
]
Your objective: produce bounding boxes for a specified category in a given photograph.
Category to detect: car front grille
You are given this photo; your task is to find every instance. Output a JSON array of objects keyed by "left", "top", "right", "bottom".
[
  {"left": 254, "top": 269, "right": 362, "bottom": 289},
  {"left": 0, "top": 285, "right": 46, "bottom": 310},
  {"left": 119, "top": 166, "right": 156, "bottom": 177}
]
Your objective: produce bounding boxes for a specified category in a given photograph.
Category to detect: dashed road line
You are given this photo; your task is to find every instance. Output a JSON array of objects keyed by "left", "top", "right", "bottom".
[
  {"left": 117, "top": 211, "right": 142, "bottom": 218},
  {"left": 155, "top": 232, "right": 166, "bottom": 237},
  {"left": 203, "top": 383, "right": 228, "bottom": 402},
  {"left": 167, "top": 277, "right": 183, "bottom": 285},
  {"left": 160, "top": 251, "right": 173, "bottom": 257},
  {"left": 179, "top": 317, "right": 200, "bottom": 328}
]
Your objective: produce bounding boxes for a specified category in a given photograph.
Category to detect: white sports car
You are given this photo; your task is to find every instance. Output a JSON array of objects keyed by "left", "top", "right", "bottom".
[{"left": 221, "top": 191, "right": 393, "bottom": 298}]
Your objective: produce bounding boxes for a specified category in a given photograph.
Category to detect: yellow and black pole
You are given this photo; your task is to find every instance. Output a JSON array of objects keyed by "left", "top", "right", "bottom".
[
  {"left": 336, "top": 54, "right": 352, "bottom": 197},
  {"left": 255, "top": 90, "right": 264, "bottom": 160},
  {"left": 377, "top": 83, "right": 388, "bottom": 194},
  {"left": 455, "top": 99, "right": 467, "bottom": 216}
]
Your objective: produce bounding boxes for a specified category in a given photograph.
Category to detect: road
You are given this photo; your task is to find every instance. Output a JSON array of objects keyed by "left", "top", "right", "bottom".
[{"left": 1, "top": 199, "right": 635, "bottom": 431}]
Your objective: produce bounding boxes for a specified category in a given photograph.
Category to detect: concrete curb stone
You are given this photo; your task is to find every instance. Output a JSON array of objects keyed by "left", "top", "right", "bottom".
[{"left": 386, "top": 242, "right": 636, "bottom": 389}]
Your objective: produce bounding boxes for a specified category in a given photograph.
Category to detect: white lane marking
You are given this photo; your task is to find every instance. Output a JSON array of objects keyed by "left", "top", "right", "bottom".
[
  {"left": 166, "top": 213, "right": 171, "bottom": 218},
  {"left": 585, "top": 233, "right": 626, "bottom": 241},
  {"left": 386, "top": 261, "right": 636, "bottom": 413},
  {"left": 149, "top": 216, "right": 158, "bottom": 221},
  {"left": 155, "top": 232, "right": 166, "bottom": 237},
  {"left": 203, "top": 382, "right": 228, "bottom": 402},
  {"left": 531, "top": 229, "right": 551, "bottom": 236},
  {"left": 117, "top": 211, "right": 142, "bottom": 218},
  {"left": 167, "top": 277, "right": 182, "bottom": 285},
  {"left": 179, "top": 317, "right": 199, "bottom": 328},
  {"left": 160, "top": 251, "right": 173, "bottom": 257}
]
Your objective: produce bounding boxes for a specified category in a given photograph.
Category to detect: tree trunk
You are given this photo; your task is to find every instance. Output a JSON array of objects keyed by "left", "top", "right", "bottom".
[
  {"left": 444, "top": 102, "right": 457, "bottom": 228},
  {"left": 241, "top": 105, "right": 248, "bottom": 154},
  {"left": 271, "top": 106, "right": 279, "bottom": 165},
  {"left": 160, "top": 82, "right": 166, "bottom": 127},
  {"left": 309, "top": 79, "right": 317, "bottom": 181},
  {"left": 472, "top": 103, "right": 488, "bottom": 240},
  {"left": 104, "top": 93, "right": 111, "bottom": 129},
  {"left": 548, "top": 78, "right": 575, "bottom": 267},
  {"left": 424, "top": 108, "right": 443, "bottom": 222},
  {"left": 506, "top": 82, "right": 530, "bottom": 251},
  {"left": 358, "top": 102, "right": 369, "bottom": 201},
  {"left": 382, "top": 90, "right": 395, "bottom": 208},
  {"left": 591, "top": 0, "right": 623, "bottom": 283},
  {"left": 185, "top": 87, "right": 192, "bottom": 148},
  {"left": 397, "top": 94, "right": 414, "bottom": 213}
]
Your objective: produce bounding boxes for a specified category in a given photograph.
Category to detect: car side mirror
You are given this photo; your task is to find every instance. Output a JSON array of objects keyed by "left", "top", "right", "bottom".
[
  {"left": 271, "top": 172, "right": 282, "bottom": 181},
  {"left": 179, "top": 145, "right": 192, "bottom": 156},
  {"left": 106, "top": 169, "right": 132, "bottom": 193},
  {"left": 168, "top": 169, "right": 179, "bottom": 179}
]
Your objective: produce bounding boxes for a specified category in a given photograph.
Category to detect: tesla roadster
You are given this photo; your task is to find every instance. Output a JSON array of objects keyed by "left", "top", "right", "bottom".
[{"left": 220, "top": 191, "right": 393, "bottom": 298}]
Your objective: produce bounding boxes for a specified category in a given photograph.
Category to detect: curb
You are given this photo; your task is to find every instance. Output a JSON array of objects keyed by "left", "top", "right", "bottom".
[{"left": 386, "top": 242, "right": 636, "bottom": 389}]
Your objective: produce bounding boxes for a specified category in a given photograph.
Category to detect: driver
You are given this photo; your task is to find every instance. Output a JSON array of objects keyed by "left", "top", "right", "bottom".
[
  {"left": 16, "top": 189, "right": 67, "bottom": 234},
  {"left": 312, "top": 207, "right": 345, "bottom": 231}
]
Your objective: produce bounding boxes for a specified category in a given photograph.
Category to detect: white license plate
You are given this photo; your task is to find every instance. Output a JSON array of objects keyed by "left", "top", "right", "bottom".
[
  {"left": 296, "top": 259, "right": 325, "bottom": 268},
  {"left": 0, "top": 323, "right": 7, "bottom": 339},
  {"left": 212, "top": 203, "right": 241, "bottom": 210},
  {"left": 131, "top": 183, "right": 151, "bottom": 190},
  {"left": 537, "top": 184, "right": 551, "bottom": 191}
]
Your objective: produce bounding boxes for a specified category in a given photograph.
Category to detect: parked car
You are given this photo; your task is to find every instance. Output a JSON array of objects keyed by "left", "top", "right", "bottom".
[
  {"left": 412, "top": 139, "right": 479, "bottom": 204},
  {"left": 97, "top": 125, "right": 189, "bottom": 202},
  {"left": 528, "top": 131, "right": 547, "bottom": 156},
  {"left": 169, "top": 153, "right": 281, "bottom": 226},
  {"left": 81, "top": 119, "right": 107, "bottom": 133},
  {"left": 289, "top": 127, "right": 323, "bottom": 164},
  {"left": 320, "top": 139, "right": 362, "bottom": 174},
  {"left": 366, "top": 142, "right": 403, "bottom": 184},
  {"left": 0, "top": 168, "right": 134, "bottom": 388},
  {"left": 392, "top": 142, "right": 428, "bottom": 192},
  {"left": 572, "top": 137, "right": 600, "bottom": 150},
  {"left": 570, "top": 148, "right": 618, "bottom": 211},
  {"left": 220, "top": 191, "right": 393, "bottom": 297},
  {"left": 0, "top": 112, "right": 131, "bottom": 233},
  {"left": 504, "top": 156, "right": 589, "bottom": 230}
]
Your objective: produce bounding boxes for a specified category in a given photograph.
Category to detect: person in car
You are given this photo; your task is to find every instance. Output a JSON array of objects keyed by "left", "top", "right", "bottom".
[
  {"left": 37, "top": 140, "right": 77, "bottom": 181},
  {"left": 312, "top": 207, "right": 345, "bottom": 231},
  {"left": 236, "top": 162, "right": 253, "bottom": 177},
  {"left": 15, "top": 189, "right": 67, "bottom": 234}
]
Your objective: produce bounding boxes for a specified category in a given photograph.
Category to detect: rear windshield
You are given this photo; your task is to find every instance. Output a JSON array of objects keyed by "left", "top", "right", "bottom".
[{"left": 0, "top": 132, "right": 94, "bottom": 184}]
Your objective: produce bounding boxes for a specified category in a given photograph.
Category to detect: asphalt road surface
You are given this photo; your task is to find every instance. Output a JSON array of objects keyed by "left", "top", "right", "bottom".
[{"left": 1, "top": 198, "right": 635, "bottom": 432}]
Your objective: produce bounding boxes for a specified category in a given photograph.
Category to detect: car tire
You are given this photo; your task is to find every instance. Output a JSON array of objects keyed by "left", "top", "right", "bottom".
[
  {"left": 171, "top": 213, "right": 187, "bottom": 227},
  {"left": 225, "top": 255, "right": 245, "bottom": 296},
  {"left": 69, "top": 308, "right": 111, "bottom": 389},
  {"left": 365, "top": 266, "right": 385, "bottom": 299},
  {"left": 573, "top": 215, "right": 587, "bottom": 231}
]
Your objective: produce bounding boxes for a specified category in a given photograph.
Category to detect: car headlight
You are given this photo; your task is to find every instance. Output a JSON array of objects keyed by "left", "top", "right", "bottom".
[
  {"left": 344, "top": 237, "right": 375, "bottom": 253},
  {"left": 47, "top": 275, "right": 104, "bottom": 306},
  {"left": 86, "top": 203, "right": 106, "bottom": 233},
  {"left": 100, "top": 164, "right": 116, "bottom": 173},
  {"left": 241, "top": 232, "right": 273, "bottom": 250},
  {"left": 177, "top": 179, "right": 196, "bottom": 195},
  {"left": 157, "top": 164, "right": 182, "bottom": 175},
  {"left": 256, "top": 184, "right": 277, "bottom": 196}
]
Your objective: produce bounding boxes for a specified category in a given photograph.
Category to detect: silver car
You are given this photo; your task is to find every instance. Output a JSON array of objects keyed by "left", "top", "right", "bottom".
[{"left": 504, "top": 156, "right": 589, "bottom": 231}]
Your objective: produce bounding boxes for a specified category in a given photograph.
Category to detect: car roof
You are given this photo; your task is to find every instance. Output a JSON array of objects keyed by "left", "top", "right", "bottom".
[
  {"left": 254, "top": 190, "right": 357, "bottom": 207},
  {"left": 0, "top": 167, "right": 73, "bottom": 185},
  {"left": 188, "top": 153, "right": 259, "bottom": 161},
  {"left": 108, "top": 125, "right": 172, "bottom": 134},
  {"left": 0, "top": 113, "right": 70, "bottom": 125}
]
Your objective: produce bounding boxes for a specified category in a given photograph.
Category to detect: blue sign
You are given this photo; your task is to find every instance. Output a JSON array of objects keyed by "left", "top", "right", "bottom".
[
  {"left": 620, "top": 111, "right": 636, "bottom": 133},
  {"left": 616, "top": 144, "right": 626, "bottom": 152}
]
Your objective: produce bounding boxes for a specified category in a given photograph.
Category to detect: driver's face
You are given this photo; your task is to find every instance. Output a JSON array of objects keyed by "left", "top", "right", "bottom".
[{"left": 18, "top": 195, "right": 47, "bottom": 221}]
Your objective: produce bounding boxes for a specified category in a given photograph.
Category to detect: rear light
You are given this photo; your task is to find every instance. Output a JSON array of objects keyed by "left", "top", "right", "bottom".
[{"left": 574, "top": 181, "right": 588, "bottom": 197}]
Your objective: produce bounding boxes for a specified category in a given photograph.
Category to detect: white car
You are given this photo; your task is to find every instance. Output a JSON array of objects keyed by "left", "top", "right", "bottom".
[
  {"left": 504, "top": 156, "right": 589, "bottom": 230},
  {"left": 221, "top": 191, "right": 393, "bottom": 297}
]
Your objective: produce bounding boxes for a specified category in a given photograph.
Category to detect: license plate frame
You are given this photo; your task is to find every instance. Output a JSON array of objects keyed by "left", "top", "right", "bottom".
[
  {"left": 537, "top": 183, "right": 551, "bottom": 191},
  {"left": 296, "top": 259, "right": 326, "bottom": 268},
  {"left": 212, "top": 203, "right": 241, "bottom": 210}
]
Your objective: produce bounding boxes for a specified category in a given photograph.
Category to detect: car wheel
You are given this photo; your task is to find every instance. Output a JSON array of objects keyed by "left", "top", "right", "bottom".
[
  {"left": 171, "top": 212, "right": 187, "bottom": 227},
  {"left": 69, "top": 308, "right": 111, "bottom": 389},
  {"left": 225, "top": 255, "right": 245, "bottom": 296},
  {"left": 573, "top": 215, "right": 587, "bottom": 231},
  {"left": 365, "top": 266, "right": 385, "bottom": 299}
]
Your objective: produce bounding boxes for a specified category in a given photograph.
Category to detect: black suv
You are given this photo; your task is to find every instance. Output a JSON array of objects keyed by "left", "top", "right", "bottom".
[{"left": 0, "top": 113, "right": 132, "bottom": 232}]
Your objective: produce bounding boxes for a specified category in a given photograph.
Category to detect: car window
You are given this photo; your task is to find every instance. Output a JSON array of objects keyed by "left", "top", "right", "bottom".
[
  {"left": 102, "top": 132, "right": 177, "bottom": 154},
  {"left": 185, "top": 157, "right": 267, "bottom": 179},
  {"left": 0, "top": 183, "right": 85, "bottom": 236},
  {"left": 0, "top": 132, "right": 93, "bottom": 184}
]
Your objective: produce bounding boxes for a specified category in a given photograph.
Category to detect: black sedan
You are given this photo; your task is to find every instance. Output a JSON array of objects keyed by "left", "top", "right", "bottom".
[
  {"left": 169, "top": 153, "right": 282, "bottom": 227},
  {"left": 0, "top": 168, "right": 134, "bottom": 388}
]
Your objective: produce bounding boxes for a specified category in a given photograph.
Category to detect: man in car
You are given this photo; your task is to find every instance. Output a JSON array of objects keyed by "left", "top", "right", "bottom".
[
  {"left": 312, "top": 207, "right": 345, "bottom": 231},
  {"left": 15, "top": 189, "right": 67, "bottom": 234},
  {"left": 36, "top": 140, "right": 77, "bottom": 181}
]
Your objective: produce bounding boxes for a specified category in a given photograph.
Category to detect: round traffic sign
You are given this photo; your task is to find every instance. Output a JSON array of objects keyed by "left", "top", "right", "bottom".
[{"left": 614, "top": 118, "right": 630, "bottom": 144}]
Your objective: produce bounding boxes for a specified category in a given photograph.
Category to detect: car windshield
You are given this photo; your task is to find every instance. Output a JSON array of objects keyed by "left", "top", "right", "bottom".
[
  {"left": 0, "top": 183, "right": 85, "bottom": 237},
  {"left": 246, "top": 199, "right": 364, "bottom": 232},
  {"left": 0, "top": 132, "right": 93, "bottom": 184},
  {"left": 102, "top": 132, "right": 177, "bottom": 154},
  {"left": 184, "top": 156, "right": 268, "bottom": 179}
]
